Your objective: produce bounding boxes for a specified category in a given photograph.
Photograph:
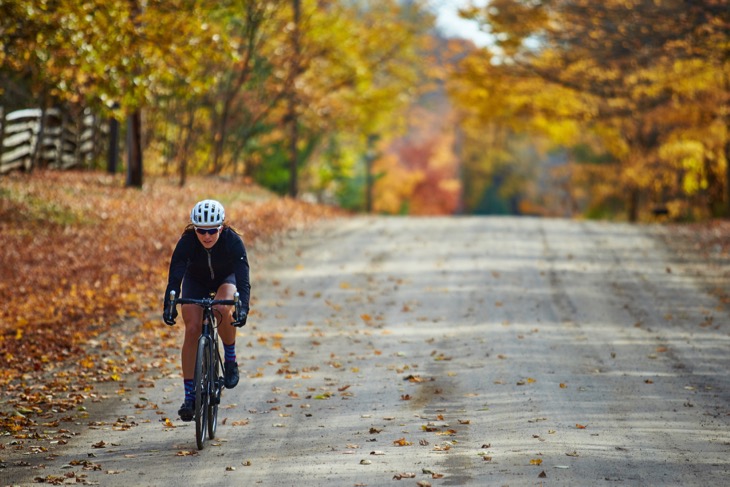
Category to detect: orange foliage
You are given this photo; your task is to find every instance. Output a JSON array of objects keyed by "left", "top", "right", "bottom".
[
  {"left": 375, "top": 105, "right": 461, "bottom": 215},
  {"left": 0, "top": 171, "right": 341, "bottom": 390}
]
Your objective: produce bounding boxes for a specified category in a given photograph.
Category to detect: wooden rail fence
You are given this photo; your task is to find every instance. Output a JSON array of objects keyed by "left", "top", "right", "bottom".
[{"left": 0, "top": 107, "right": 107, "bottom": 175}]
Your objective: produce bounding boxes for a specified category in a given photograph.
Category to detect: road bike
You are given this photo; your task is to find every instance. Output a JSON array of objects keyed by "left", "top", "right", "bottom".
[{"left": 167, "top": 290, "right": 239, "bottom": 450}]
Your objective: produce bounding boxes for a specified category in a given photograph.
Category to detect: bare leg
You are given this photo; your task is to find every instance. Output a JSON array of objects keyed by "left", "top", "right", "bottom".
[
  {"left": 181, "top": 304, "right": 202, "bottom": 380},
  {"left": 214, "top": 283, "right": 237, "bottom": 347}
]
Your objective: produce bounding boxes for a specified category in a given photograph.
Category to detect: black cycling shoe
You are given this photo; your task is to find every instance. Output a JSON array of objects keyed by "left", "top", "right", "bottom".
[
  {"left": 224, "top": 362, "right": 239, "bottom": 389},
  {"left": 178, "top": 400, "right": 194, "bottom": 422}
]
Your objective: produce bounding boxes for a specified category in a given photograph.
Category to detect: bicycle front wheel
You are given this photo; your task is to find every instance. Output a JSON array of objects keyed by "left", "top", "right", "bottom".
[
  {"left": 194, "top": 337, "right": 211, "bottom": 450},
  {"left": 207, "top": 341, "right": 221, "bottom": 439}
]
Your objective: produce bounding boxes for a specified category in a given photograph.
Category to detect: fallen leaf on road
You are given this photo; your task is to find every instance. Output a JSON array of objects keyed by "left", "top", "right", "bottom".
[
  {"left": 404, "top": 375, "right": 433, "bottom": 383},
  {"left": 530, "top": 458, "right": 543, "bottom": 465},
  {"left": 393, "top": 438, "right": 412, "bottom": 446},
  {"left": 538, "top": 470, "right": 547, "bottom": 478},
  {"left": 393, "top": 472, "right": 416, "bottom": 479},
  {"left": 576, "top": 424, "right": 587, "bottom": 429}
]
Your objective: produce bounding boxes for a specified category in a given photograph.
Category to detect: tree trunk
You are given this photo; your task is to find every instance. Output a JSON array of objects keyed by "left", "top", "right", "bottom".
[
  {"left": 126, "top": 111, "right": 143, "bottom": 187},
  {"left": 107, "top": 115, "right": 120, "bottom": 174},
  {"left": 724, "top": 116, "right": 730, "bottom": 218},
  {"left": 178, "top": 106, "right": 196, "bottom": 187},
  {"left": 212, "top": 112, "right": 226, "bottom": 175},
  {"left": 288, "top": 0, "right": 301, "bottom": 198},
  {"left": 627, "top": 188, "right": 639, "bottom": 222},
  {"left": 705, "top": 150, "right": 725, "bottom": 217}
]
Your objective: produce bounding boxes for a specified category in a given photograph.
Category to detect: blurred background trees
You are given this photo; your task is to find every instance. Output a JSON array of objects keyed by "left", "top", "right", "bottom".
[
  {"left": 1, "top": 0, "right": 727, "bottom": 220},
  {"left": 451, "top": 0, "right": 728, "bottom": 220}
]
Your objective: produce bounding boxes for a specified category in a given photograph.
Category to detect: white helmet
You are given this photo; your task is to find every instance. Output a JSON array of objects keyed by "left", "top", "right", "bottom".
[{"left": 191, "top": 199, "right": 225, "bottom": 226}]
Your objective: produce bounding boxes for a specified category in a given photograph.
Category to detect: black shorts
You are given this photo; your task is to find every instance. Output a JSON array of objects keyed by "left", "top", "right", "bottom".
[{"left": 181, "top": 274, "right": 236, "bottom": 300}]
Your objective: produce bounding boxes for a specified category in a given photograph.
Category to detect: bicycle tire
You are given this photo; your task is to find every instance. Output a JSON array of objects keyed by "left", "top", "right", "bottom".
[
  {"left": 207, "top": 339, "right": 221, "bottom": 439},
  {"left": 194, "top": 337, "right": 210, "bottom": 450}
]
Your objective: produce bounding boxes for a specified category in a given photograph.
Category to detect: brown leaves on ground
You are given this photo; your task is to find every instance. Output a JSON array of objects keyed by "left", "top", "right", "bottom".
[
  {"left": 657, "top": 220, "right": 730, "bottom": 306},
  {"left": 0, "top": 170, "right": 342, "bottom": 423}
]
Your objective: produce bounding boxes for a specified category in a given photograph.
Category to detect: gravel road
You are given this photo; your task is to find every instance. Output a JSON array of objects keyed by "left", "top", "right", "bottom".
[{"left": 3, "top": 217, "right": 729, "bottom": 486}]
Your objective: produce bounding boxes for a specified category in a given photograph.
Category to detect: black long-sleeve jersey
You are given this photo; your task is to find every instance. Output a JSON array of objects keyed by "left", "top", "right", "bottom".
[{"left": 164, "top": 227, "right": 251, "bottom": 312}]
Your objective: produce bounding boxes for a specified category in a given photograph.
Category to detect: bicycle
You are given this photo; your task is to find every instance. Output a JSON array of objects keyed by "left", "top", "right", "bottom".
[{"left": 167, "top": 290, "right": 240, "bottom": 450}]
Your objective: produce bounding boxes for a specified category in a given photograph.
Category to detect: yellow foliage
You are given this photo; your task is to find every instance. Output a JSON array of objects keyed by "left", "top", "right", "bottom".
[{"left": 373, "top": 153, "right": 425, "bottom": 214}]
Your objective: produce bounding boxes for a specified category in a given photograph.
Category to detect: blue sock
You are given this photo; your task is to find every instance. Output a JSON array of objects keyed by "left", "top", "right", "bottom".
[
  {"left": 224, "top": 343, "right": 236, "bottom": 363},
  {"left": 184, "top": 379, "right": 194, "bottom": 402}
]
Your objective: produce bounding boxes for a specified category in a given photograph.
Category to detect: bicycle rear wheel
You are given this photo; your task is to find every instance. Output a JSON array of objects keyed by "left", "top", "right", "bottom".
[{"left": 194, "top": 337, "right": 211, "bottom": 450}]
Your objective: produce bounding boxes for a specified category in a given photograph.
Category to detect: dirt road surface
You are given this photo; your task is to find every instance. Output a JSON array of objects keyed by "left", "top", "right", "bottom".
[{"left": 3, "top": 217, "right": 729, "bottom": 486}]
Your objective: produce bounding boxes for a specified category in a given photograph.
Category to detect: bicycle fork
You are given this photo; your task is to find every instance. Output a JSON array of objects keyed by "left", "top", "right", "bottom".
[{"left": 211, "top": 342, "right": 224, "bottom": 405}]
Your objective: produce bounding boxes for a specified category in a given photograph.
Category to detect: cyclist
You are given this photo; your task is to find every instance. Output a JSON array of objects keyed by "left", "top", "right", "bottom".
[{"left": 162, "top": 199, "right": 251, "bottom": 421}]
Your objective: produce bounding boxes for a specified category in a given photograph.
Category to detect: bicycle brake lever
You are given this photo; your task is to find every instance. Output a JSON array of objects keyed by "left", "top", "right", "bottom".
[{"left": 167, "top": 290, "right": 176, "bottom": 315}]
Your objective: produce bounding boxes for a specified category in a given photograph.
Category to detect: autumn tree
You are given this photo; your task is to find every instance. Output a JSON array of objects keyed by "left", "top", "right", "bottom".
[
  {"left": 1, "top": 0, "right": 463, "bottom": 213},
  {"left": 452, "top": 0, "right": 729, "bottom": 220},
  {"left": 259, "top": 0, "right": 435, "bottom": 204}
]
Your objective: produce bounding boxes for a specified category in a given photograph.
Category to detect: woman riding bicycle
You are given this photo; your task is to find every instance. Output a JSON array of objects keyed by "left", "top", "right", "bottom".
[{"left": 162, "top": 199, "right": 251, "bottom": 421}]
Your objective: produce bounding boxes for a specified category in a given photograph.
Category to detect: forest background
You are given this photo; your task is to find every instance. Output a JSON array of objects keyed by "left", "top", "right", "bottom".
[
  {"left": 0, "top": 0, "right": 728, "bottom": 437},
  {"left": 1, "top": 0, "right": 727, "bottom": 220}
]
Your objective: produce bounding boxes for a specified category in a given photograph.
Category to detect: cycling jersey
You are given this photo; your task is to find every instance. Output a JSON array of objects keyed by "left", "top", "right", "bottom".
[{"left": 164, "top": 227, "right": 251, "bottom": 312}]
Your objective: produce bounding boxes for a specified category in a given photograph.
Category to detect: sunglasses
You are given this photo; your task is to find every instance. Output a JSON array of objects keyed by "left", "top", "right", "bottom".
[{"left": 195, "top": 226, "right": 221, "bottom": 235}]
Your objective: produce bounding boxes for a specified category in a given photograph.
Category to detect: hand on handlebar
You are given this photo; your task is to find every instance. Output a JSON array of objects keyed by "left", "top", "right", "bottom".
[
  {"left": 163, "top": 306, "right": 178, "bottom": 326},
  {"left": 232, "top": 304, "right": 247, "bottom": 327},
  {"left": 164, "top": 291, "right": 178, "bottom": 326}
]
